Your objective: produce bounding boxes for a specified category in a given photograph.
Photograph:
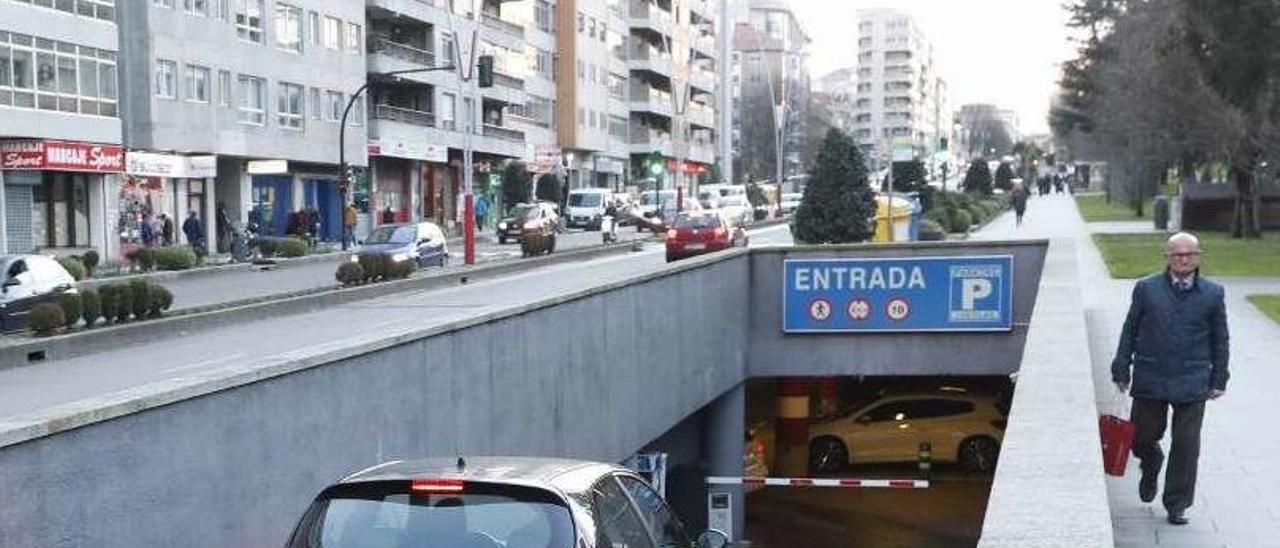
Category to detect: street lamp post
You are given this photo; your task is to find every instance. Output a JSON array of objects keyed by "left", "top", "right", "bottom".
[{"left": 337, "top": 66, "right": 456, "bottom": 250}]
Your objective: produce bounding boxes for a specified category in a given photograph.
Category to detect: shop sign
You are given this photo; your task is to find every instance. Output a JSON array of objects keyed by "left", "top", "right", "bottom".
[
  {"left": 247, "top": 159, "right": 289, "bottom": 174},
  {"left": 595, "top": 157, "right": 626, "bottom": 174},
  {"left": 533, "top": 146, "right": 562, "bottom": 173},
  {"left": 126, "top": 152, "right": 218, "bottom": 178},
  {"left": 1, "top": 139, "right": 125, "bottom": 172},
  {"left": 368, "top": 139, "right": 447, "bottom": 163}
]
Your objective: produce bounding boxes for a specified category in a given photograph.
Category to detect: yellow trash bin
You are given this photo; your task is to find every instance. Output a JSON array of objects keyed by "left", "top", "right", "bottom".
[{"left": 873, "top": 195, "right": 914, "bottom": 243}]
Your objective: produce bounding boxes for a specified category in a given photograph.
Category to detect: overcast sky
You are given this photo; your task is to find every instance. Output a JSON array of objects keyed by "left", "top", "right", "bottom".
[{"left": 789, "top": 0, "right": 1078, "bottom": 134}]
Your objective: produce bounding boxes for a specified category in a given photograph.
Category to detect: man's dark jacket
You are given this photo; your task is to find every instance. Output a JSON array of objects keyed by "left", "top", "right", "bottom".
[{"left": 1111, "top": 270, "right": 1230, "bottom": 403}]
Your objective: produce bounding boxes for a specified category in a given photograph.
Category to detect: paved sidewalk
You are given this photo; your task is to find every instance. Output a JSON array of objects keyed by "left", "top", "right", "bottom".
[{"left": 974, "top": 192, "right": 1280, "bottom": 547}]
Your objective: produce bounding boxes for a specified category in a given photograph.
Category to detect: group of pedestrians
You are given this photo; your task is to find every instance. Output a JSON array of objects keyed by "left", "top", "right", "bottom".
[{"left": 136, "top": 210, "right": 208, "bottom": 256}]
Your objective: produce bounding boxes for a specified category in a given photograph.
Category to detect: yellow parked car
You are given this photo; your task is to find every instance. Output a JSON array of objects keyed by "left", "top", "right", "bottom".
[{"left": 807, "top": 392, "right": 1006, "bottom": 474}]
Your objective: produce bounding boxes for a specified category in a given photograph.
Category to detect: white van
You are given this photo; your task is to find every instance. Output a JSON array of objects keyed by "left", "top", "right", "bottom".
[{"left": 566, "top": 188, "right": 613, "bottom": 230}]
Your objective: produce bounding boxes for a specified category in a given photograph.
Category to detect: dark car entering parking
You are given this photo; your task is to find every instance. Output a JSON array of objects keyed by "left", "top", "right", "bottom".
[
  {"left": 354, "top": 222, "right": 449, "bottom": 269},
  {"left": 285, "top": 457, "right": 728, "bottom": 548},
  {"left": 497, "top": 204, "right": 537, "bottom": 245}
]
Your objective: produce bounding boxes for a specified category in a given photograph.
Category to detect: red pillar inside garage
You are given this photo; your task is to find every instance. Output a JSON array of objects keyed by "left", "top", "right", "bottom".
[{"left": 774, "top": 378, "right": 812, "bottom": 477}]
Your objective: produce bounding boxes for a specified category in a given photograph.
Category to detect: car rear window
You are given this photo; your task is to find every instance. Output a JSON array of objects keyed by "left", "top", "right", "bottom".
[
  {"left": 674, "top": 215, "right": 722, "bottom": 230},
  {"left": 288, "top": 481, "right": 575, "bottom": 548}
]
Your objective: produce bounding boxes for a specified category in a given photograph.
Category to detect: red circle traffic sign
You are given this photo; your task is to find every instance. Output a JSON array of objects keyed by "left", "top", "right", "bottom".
[
  {"left": 809, "top": 299, "right": 833, "bottom": 322},
  {"left": 847, "top": 298, "right": 871, "bottom": 321},
  {"left": 885, "top": 298, "right": 911, "bottom": 321}
]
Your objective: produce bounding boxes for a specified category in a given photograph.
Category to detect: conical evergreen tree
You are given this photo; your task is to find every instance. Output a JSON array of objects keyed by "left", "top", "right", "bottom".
[
  {"left": 792, "top": 129, "right": 877, "bottom": 244},
  {"left": 962, "top": 159, "right": 994, "bottom": 195},
  {"left": 994, "top": 162, "right": 1015, "bottom": 191}
]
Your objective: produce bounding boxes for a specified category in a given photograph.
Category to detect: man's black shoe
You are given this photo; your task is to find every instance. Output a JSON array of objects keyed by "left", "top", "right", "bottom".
[
  {"left": 1166, "top": 511, "right": 1188, "bottom": 525},
  {"left": 1139, "top": 469, "right": 1158, "bottom": 503}
]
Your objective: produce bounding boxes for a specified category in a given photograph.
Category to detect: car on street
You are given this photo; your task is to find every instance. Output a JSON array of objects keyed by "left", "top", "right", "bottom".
[
  {"left": 780, "top": 193, "right": 803, "bottom": 216},
  {"left": 635, "top": 190, "right": 677, "bottom": 230},
  {"left": 566, "top": 188, "right": 613, "bottom": 230},
  {"left": 285, "top": 456, "right": 728, "bottom": 548},
  {"left": 711, "top": 194, "right": 752, "bottom": 227},
  {"left": 497, "top": 203, "right": 537, "bottom": 244},
  {"left": 355, "top": 221, "right": 449, "bottom": 269},
  {"left": 1, "top": 254, "right": 78, "bottom": 333},
  {"left": 520, "top": 201, "right": 561, "bottom": 257},
  {"left": 807, "top": 392, "right": 1006, "bottom": 474},
  {"left": 665, "top": 211, "right": 748, "bottom": 262}
]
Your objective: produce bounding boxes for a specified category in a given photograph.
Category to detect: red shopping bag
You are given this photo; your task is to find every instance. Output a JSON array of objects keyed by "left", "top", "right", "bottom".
[{"left": 1099, "top": 414, "right": 1135, "bottom": 477}]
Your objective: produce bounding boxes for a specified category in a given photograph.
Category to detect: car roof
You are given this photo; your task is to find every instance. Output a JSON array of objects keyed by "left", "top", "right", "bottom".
[{"left": 339, "top": 457, "right": 623, "bottom": 495}]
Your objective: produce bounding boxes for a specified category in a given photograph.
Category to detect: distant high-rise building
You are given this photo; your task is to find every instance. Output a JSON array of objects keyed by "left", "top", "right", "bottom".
[
  {"left": 812, "top": 67, "right": 857, "bottom": 134},
  {"left": 731, "top": 0, "right": 809, "bottom": 186},
  {"left": 852, "top": 9, "right": 948, "bottom": 170}
]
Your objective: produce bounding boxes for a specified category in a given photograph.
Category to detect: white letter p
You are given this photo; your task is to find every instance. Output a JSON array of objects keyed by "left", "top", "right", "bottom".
[{"left": 962, "top": 279, "right": 992, "bottom": 310}]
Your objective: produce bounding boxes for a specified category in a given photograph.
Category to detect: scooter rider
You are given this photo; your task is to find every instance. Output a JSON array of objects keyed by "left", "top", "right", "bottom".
[{"left": 602, "top": 201, "right": 620, "bottom": 242}]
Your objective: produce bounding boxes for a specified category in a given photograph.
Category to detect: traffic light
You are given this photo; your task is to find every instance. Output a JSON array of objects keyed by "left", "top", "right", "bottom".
[
  {"left": 647, "top": 151, "right": 664, "bottom": 177},
  {"left": 477, "top": 55, "right": 494, "bottom": 88}
]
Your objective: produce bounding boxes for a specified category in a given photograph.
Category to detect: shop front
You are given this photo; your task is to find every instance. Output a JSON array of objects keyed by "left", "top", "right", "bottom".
[
  {"left": 122, "top": 151, "right": 217, "bottom": 255},
  {"left": 368, "top": 138, "right": 447, "bottom": 228},
  {"left": 1, "top": 139, "right": 123, "bottom": 257}
]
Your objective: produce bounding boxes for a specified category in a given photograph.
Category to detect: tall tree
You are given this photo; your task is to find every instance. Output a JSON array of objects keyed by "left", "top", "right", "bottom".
[
  {"left": 962, "top": 159, "right": 994, "bottom": 195},
  {"left": 499, "top": 162, "right": 532, "bottom": 214},
  {"left": 792, "top": 129, "right": 877, "bottom": 244},
  {"left": 535, "top": 173, "right": 562, "bottom": 204},
  {"left": 883, "top": 160, "right": 927, "bottom": 193}
]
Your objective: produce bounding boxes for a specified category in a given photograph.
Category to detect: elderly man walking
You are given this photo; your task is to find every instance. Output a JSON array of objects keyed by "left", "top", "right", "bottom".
[{"left": 1112, "top": 232, "right": 1230, "bottom": 526}]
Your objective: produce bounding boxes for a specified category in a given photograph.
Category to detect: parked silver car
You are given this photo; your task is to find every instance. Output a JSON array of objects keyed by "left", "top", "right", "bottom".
[{"left": 285, "top": 456, "right": 728, "bottom": 548}]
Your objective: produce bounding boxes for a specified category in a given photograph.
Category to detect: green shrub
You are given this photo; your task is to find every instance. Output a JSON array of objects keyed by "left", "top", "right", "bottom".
[
  {"left": 257, "top": 237, "right": 281, "bottom": 257},
  {"left": 949, "top": 209, "right": 974, "bottom": 233},
  {"left": 335, "top": 261, "right": 364, "bottom": 286},
  {"left": 80, "top": 288, "right": 101, "bottom": 328},
  {"left": 98, "top": 285, "right": 119, "bottom": 324},
  {"left": 385, "top": 259, "right": 415, "bottom": 280},
  {"left": 129, "top": 280, "right": 152, "bottom": 320},
  {"left": 358, "top": 253, "right": 385, "bottom": 282},
  {"left": 58, "top": 292, "right": 82, "bottom": 329},
  {"left": 114, "top": 282, "right": 134, "bottom": 323},
  {"left": 148, "top": 283, "right": 173, "bottom": 318},
  {"left": 924, "top": 208, "right": 952, "bottom": 231},
  {"left": 153, "top": 246, "right": 198, "bottom": 271},
  {"left": 57, "top": 256, "right": 87, "bottom": 281},
  {"left": 28, "top": 303, "right": 65, "bottom": 336},
  {"left": 81, "top": 250, "right": 100, "bottom": 277},
  {"left": 968, "top": 205, "right": 987, "bottom": 225},
  {"left": 129, "top": 247, "right": 156, "bottom": 271},
  {"left": 918, "top": 219, "right": 946, "bottom": 241},
  {"left": 279, "top": 237, "right": 309, "bottom": 258}
]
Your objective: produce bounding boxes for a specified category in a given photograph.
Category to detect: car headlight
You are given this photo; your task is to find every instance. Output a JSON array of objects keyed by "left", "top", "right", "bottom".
[
  {"left": 349, "top": 254, "right": 359, "bottom": 263},
  {"left": 498, "top": 221, "right": 507, "bottom": 229},
  {"left": 390, "top": 253, "right": 410, "bottom": 262}
]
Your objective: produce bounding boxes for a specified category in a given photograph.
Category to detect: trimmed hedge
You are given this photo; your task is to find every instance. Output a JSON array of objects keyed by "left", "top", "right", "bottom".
[
  {"left": 279, "top": 237, "right": 309, "bottom": 258},
  {"left": 385, "top": 259, "right": 415, "bottom": 280},
  {"left": 114, "top": 282, "right": 134, "bottom": 323},
  {"left": 257, "top": 237, "right": 280, "bottom": 257},
  {"left": 81, "top": 250, "right": 100, "bottom": 277},
  {"left": 335, "top": 261, "right": 364, "bottom": 286},
  {"left": 153, "top": 246, "right": 198, "bottom": 270},
  {"left": 29, "top": 303, "right": 65, "bottom": 336},
  {"left": 129, "top": 280, "right": 152, "bottom": 319},
  {"left": 57, "top": 257, "right": 87, "bottom": 281},
  {"left": 149, "top": 283, "right": 174, "bottom": 317},
  {"left": 59, "top": 292, "right": 82, "bottom": 329},
  {"left": 918, "top": 219, "right": 946, "bottom": 241},
  {"left": 358, "top": 253, "right": 386, "bottom": 282},
  {"left": 949, "top": 209, "right": 974, "bottom": 233},
  {"left": 99, "top": 284, "right": 120, "bottom": 324},
  {"left": 80, "top": 288, "right": 101, "bottom": 328}
]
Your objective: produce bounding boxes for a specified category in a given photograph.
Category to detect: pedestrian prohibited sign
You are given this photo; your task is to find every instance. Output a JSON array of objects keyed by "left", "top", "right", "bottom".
[{"left": 782, "top": 256, "right": 1014, "bottom": 332}]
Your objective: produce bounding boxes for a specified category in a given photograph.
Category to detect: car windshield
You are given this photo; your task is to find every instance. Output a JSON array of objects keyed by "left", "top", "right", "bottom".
[
  {"left": 291, "top": 481, "right": 576, "bottom": 548},
  {"left": 674, "top": 215, "right": 722, "bottom": 230},
  {"left": 569, "top": 193, "right": 603, "bottom": 207},
  {"left": 509, "top": 205, "right": 536, "bottom": 220},
  {"left": 640, "top": 192, "right": 676, "bottom": 206},
  {"left": 365, "top": 226, "right": 415, "bottom": 245}
]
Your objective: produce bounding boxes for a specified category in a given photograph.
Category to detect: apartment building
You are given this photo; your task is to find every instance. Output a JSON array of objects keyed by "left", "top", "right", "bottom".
[
  {"left": 731, "top": 0, "right": 809, "bottom": 186},
  {"left": 0, "top": 0, "right": 123, "bottom": 256},
  {"left": 852, "top": 8, "right": 948, "bottom": 169}
]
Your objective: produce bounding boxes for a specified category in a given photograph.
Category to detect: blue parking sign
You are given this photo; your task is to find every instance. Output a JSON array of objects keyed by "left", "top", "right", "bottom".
[{"left": 783, "top": 255, "right": 1014, "bottom": 333}]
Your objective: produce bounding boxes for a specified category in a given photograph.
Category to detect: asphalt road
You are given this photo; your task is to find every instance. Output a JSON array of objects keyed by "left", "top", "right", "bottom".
[
  {"left": 160, "top": 228, "right": 653, "bottom": 311},
  {"left": 0, "top": 223, "right": 795, "bottom": 421}
]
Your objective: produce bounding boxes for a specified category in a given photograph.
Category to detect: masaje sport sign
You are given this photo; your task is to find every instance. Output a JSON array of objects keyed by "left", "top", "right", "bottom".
[{"left": 782, "top": 256, "right": 1014, "bottom": 333}]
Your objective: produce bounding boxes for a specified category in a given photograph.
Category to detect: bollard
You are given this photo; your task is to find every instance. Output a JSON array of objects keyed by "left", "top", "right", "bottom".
[{"left": 918, "top": 441, "right": 932, "bottom": 480}]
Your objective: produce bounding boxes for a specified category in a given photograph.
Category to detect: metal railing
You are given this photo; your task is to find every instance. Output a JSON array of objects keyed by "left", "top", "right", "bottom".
[
  {"left": 492, "top": 71, "right": 525, "bottom": 91},
  {"left": 372, "top": 104, "right": 436, "bottom": 127},
  {"left": 368, "top": 37, "right": 436, "bottom": 67},
  {"left": 481, "top": 12, "right": 525, "bottom": 39},
  {"left": 483, "top": 124, "right": 525, "bottom": 142}
]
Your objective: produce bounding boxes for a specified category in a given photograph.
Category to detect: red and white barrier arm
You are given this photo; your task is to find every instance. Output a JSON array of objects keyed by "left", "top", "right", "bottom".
[{"left": 705, "top": 477, "right": 929, "bottom": 489}]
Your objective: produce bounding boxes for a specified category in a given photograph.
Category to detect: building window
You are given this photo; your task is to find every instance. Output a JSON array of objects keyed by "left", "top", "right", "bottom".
[
  {"left": 325, "top": 90, "right": 343, "bottom": 121},
  {"left": 535, "top": 0, "right": 552, "bottom": 32},
  {"left": 346, "top": 22, "right": 362, "bottom": 55},
  {"left": 155, "top": 59, "right": 177, "bottom": 98},
  {"left": 308, "top": 11, "right": 322, "bottom": 46},
  {"left": 217, "top": 69, "right": 232, "bottom": 106},
  {"left": 184, "top": 0, "right": 207, "bottom": 16},
  {"left": 277, "top": 81, "right": 303, "bottom": 129},
  {"left": 275, "top": 4, "right": 303, "bottom": 53},
  {"left": 441, "top": 32, "right": 455, "bottom": 66},
  {"left": 351, "top": 95, "right": 364, "bottom": 126},
  {"left": 309, "top": 87, "right": 321, "bottom": 119},
  {"left": 440, "top": 92, "right": 456, "bottom": 130},
  {"left": 607, "top": 73, "right": 625, "bottom": 100},
  {"left": 236, "top": 0, "right": 265, "bottom": 44},
  {"left": 0, "top": 37, "right": 114, "bottom": 115},
  {"left": 185, "top": 64, "right": 210, "bottom": 103},
  {"left": 156, "top": 0, "right": 173, "bottom": 7},
  {"left": 237, "top": 74, "right": 266, "bottom": 124},
  {"left": 215, "top": 0, "right": 230, "bottom": 21},
  {"left": 324, "top": 16, "right": 342, "bottom": 50},
  {"left": 463, "top": 97, "right": 473, "bottom": 133}
]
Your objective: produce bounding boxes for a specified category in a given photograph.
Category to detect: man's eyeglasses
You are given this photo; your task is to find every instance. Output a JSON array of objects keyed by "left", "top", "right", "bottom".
[{"left": 1166, "top": 252, "right": 1202, "bottom": 259}]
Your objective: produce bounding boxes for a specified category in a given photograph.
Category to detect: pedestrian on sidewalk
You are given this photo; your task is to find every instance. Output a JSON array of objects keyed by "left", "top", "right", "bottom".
[
  {"left": 160, "top": 213, "right": 175, "bottom": 246},
  {"left": 474, "top": 194, "right": 490, "bottom": 232},
  {"left": 183, "top": 210, "right": 207, "bottom": 257},
  {"left": 216, "top": 203, "right": 232, "bottom": 253},
  {"left": 1011, "top": 184, "right": 1029, "bottom": 226},
  {"left": 140, "top": 212, "right": 156, "bottom": 247},
  {"left": 343, "top": 203, "right": 357, "bottom": 247},
  {"left": 1111, "top": 232, "right": 1230, "bottom": 526},
  {"left": 381, "top": 206, "right": 395, "bottom": 225}
]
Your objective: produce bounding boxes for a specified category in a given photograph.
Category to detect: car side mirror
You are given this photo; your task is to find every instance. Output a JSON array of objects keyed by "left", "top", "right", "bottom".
[{"left": 694, "top": 529, "right": 730, "bottom": 548}]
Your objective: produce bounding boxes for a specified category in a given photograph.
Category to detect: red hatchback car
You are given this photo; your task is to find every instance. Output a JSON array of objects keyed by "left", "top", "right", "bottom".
[{"left": 665, "top": 212, "right": 749, "bottom": 262}]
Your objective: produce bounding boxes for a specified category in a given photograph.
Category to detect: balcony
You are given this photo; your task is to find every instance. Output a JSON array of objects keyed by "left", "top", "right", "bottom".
[
  {"left": 493, "top": 70, "right": 525, "bottom": 91},
  {"left": 629, "top": 0, "right": 672, "bottom": 35},
  {"left": 686, "top": 104, "right": 714, "bottom": 129},
  {"left": 373, "top": 104, "right": 436, "bottom": 127},
  {"left": 481, "top": 12, "right": 525, "bottom": 40},
  {"left": 630, "top": 87, "right": 673, "bottom": 118},
  {"left": 689, "top": 68, "right": 715, "bottom": 92},
  {"left": 483, "top": 124, "right": 525, "bottom": 143},
  {"left": 630, "top": 126, "right": 673, "bottom": 155},
  {"left": 629, "top": 44, "right": 673, "bottom": 77},
  {"left": 368, "top": 37, "right": 436, "bottom": 67}
]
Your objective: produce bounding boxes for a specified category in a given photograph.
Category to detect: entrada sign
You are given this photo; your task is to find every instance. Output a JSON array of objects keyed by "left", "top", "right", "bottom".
[
  {"left": 783, "top": 255, "right": 1014, "bottom": 332},
  {"left": 1, "top": 140, "right": 125, "bottom": 172}
]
